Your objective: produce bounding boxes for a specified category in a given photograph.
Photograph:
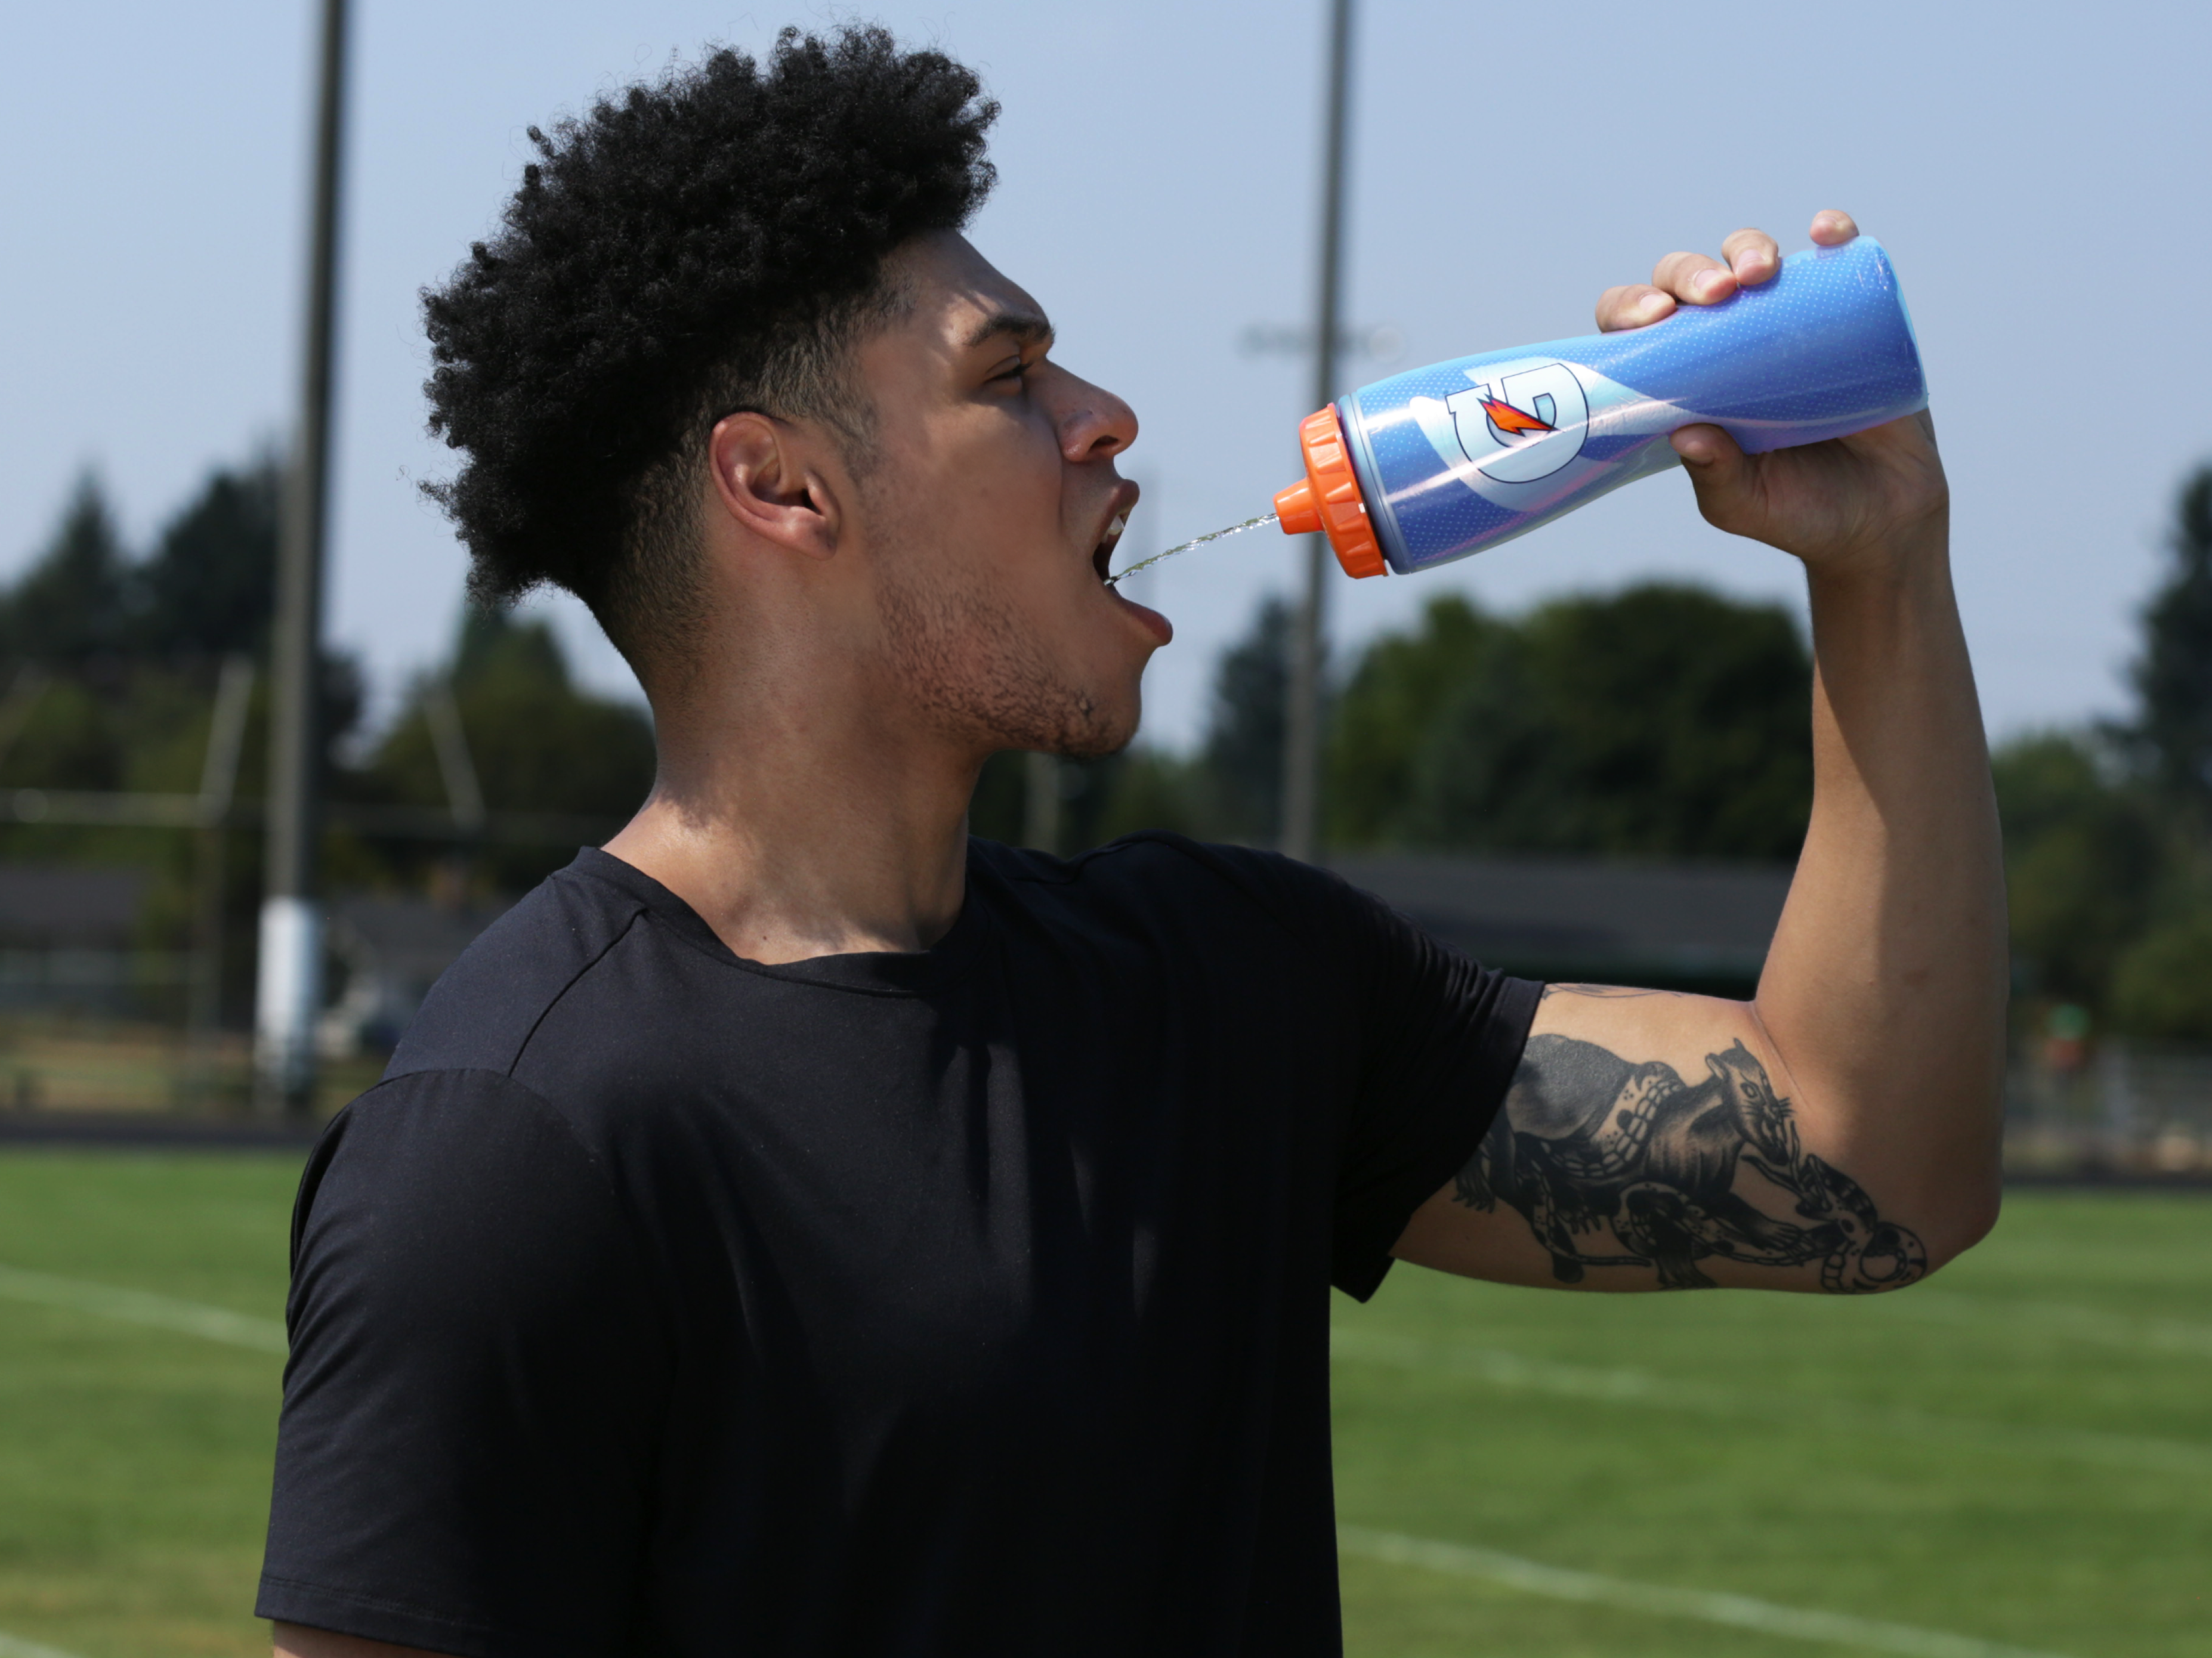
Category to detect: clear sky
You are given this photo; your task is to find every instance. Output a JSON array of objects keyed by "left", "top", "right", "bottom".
[{"left": 4, "top": 1, "right": 2207, "bottom": 751}]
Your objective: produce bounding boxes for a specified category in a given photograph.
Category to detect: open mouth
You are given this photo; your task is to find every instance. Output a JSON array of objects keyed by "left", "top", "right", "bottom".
[{"left": 1092, "top": 512, "right": 1128, "bottom": 584}]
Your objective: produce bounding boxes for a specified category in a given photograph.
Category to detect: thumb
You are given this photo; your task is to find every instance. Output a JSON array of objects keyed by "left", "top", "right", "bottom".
[{"left": 1671, "top": 422, "right": 1757, "bottom": 530}]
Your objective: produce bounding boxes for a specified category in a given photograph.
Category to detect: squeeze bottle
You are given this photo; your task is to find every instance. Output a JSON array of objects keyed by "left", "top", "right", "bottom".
[{"left": 1274, "top": 236, "right": 1926, "bottom": 577}]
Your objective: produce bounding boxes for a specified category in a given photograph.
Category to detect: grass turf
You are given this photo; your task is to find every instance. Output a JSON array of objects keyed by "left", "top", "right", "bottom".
[{"left": 0, "top": 1152, "right": 2204, "bottom": 1656}]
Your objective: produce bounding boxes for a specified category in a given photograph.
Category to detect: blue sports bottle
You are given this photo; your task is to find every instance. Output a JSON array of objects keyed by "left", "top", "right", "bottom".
[{"left": 1273, "top": 236, "right": 1926, "bottom": 577}]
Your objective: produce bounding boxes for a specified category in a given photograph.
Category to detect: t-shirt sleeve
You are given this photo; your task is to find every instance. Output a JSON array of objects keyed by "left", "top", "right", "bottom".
[
  {"left": 1222, "top": 855, "right": 1540, "bottom": 1301},
  {"left": 1321, "top": 875, "right": 1540, "bottom": 1298},
  {"left": 257, "top": 1068, "right": 669, "bottom": 1657}
]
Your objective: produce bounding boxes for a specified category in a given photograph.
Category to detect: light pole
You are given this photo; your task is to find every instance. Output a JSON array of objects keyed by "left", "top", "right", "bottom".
[
  {"left": 1280, "top": 0, "right": 1354, "bottom": 864},
  {"left": 257, "top": 0, "right": 350, "bottom": 1115}
]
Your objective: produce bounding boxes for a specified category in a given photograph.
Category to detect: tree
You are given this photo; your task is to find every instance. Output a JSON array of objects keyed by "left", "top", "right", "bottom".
[
  {"left": 2130, "top": 465, "right": 2212, "bottom": 812},
  {"left": 1, "top": 457, "right": 281, "bottom": 671},
  {"left": 443, "top": 611, "right": 653, "bottom": 828},
  {"left": 1, "top": 475, "right": 132, "bottom": 666},
  {"left": 1514, "top": 583, "right": 1813, "bottom": 858},
  {"left": 1329, "top": 583, "right": 1814, "bottom": 860},
  {"left": 969, "top": 745, "right": 1205, "bottom": 854},
  {"left": 134, "top": 457, "right": 280, "bottom": 660},
  {"left": 1199, "top": 594, "right": 1295, "bottom": 845},
  {"left": 1088, "top": 748, "right": 1206, "bottom": 843},
  {"left": 0, "top": 676, "right": 122, "bottom": 791},
  {"left": 0, "top": 467, "right": 301, "bottom": 808},
  {"left": 2110, "top": 915, "right": 2212, "bottom": 1040},
  {"left": 1325, "top": 595, "right": 1506, "bottom": 847},
  {"left": 1991, "top": 731, "right": 2163, "bottom": 1007},
  {"left": 364, "top": 608, "right": 656, "bottom": 891}
]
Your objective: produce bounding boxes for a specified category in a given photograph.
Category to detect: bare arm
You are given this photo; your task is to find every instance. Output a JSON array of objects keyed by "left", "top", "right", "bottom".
[{"left": 1393, "top": 212, "right": 2007, "bottom": 1293}]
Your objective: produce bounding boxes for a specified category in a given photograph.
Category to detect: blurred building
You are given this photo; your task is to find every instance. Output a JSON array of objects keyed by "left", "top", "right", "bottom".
[
  {"left": 1331, "top": 852, "right": 1791, "bottom": 994},
  {"left": 310, "top": 851, "right": 1793, "bottom": 1056},
  {"left": 320, "top": 893, "right": 512, "bottom": 1057},
  {"left": 0, "top": 864, "right": 181, "bottom": 1016}
]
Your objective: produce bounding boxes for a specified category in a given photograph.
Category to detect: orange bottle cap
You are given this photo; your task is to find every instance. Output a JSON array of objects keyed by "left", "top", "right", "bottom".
[{"left": 1274, "top": 406, "right": 1387, "bottom": 579}]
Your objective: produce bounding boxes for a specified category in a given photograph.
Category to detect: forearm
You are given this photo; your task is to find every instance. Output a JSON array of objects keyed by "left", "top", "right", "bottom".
[{"left": 1755, "top": 518, "right": 2008, "bottom": 1242}]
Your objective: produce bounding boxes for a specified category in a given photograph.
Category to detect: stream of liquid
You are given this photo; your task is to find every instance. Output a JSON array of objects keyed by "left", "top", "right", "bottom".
[{"left": 1104, "top": 511, "right": 1280, "bottom": 586}]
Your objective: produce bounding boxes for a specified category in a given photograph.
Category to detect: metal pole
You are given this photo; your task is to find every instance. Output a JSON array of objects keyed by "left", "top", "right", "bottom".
[
  {"left": 1280, "top": 0, "right": 1353, "bottom": 863},
  {"left": 257, "top": 0, "right": 350, "bottom": 1116},
  {"left": 190, "top": 657, "right": 256, "bottom": 1046}
]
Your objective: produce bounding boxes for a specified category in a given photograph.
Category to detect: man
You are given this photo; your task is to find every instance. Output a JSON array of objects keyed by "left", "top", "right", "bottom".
[{"left": 262, "top": 26, "right": 2006, "bottom": 1658}]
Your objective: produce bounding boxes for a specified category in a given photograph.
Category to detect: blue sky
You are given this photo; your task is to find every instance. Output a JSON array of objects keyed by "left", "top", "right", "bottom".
[{"left": 4, "top": 1, "right": 2207, "bottom": 751}]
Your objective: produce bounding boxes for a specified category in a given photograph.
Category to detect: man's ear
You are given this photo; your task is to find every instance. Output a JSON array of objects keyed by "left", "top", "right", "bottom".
[{"left": 706, "top": 413, "right": 841, "bottom": 560}]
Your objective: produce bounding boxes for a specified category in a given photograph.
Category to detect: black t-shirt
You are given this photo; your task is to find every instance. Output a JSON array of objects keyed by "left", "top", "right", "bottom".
[{"left": 258, "top": 835, "right": 1538, "bottom": 1657}]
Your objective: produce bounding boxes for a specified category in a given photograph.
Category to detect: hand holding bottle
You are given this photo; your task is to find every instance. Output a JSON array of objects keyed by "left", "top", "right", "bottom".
[
  {"left": 1275, "top": 211, "right": 1930, "bottom": 578},
  {"left": 1599, "top": 211, "right": 1949, "bottom": 582}
]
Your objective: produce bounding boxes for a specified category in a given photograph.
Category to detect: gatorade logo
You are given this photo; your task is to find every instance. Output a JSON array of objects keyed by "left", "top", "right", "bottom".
[
  {"left": 1402, "top": 355, "right": 1680, "bottom": 522},
  {"left": 1446, "top": 362, "right": 1590, "bottom": 483}
]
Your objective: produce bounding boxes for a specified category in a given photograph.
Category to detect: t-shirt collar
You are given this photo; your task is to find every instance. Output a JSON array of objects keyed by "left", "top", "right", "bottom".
[{"left": 560, "top": 846, "right": 991, "bottom": 996}]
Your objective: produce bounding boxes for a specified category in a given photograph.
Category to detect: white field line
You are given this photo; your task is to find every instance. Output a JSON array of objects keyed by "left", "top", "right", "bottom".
[
  {"left": 1879, "top": 1288, "right": 2212, "bottom": 1360},
  {"left": 0, "top": 1630, "right": 85, "bottom": 1658},
  {"left": 1330, "top": 1328, "right": 2212, "bottom": 1476},
  {"left": 0, "top": 1264, "right": 287, "bottom": 1355},
  {"left": 1339, "top": 1527, "right": 2077, "bottom": 1658}
]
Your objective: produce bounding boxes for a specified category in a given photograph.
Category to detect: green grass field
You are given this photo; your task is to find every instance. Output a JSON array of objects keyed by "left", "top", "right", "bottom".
[{"left": 0, "top": 1152, "right": 2204, "bottom": 1657}]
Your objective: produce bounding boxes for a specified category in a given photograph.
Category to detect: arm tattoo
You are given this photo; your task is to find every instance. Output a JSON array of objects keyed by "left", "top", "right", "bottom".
[{"left": 1454, "top": 1034, "right": 1927, "bottom": 1293}]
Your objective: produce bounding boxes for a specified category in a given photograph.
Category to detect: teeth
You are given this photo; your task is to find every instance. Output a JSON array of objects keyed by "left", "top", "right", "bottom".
[{"left": 1104, "top": 514, "right": 1126, "bottom": 546}]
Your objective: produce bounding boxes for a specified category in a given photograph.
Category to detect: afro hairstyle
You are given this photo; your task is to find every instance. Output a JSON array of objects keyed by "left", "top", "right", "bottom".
[{"left": 420, "top": 26, "right": 998, "bottom": 676}]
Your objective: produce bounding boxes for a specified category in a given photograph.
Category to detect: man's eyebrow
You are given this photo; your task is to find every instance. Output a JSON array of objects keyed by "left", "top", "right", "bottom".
[{"left": 963, "top": 310, "right": 1055, "bottom": 351}]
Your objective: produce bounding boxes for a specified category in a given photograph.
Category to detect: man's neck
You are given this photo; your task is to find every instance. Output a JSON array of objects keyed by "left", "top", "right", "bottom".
[{"left": 602, "top": 692, "right": 980, "bottom": 966}]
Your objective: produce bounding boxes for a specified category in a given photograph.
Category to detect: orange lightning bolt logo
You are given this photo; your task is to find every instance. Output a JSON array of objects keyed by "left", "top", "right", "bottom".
[{"left": 1480, "top": 395, "right": 1556, "bottom": 437}]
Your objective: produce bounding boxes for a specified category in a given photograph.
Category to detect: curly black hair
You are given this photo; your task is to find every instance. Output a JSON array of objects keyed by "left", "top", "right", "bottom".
[{"left": 421, "top": 27, "right": 997, "bottom": 675}]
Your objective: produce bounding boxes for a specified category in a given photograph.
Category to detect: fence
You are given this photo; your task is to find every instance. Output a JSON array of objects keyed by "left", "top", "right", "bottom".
[
  {"left": 0, "top": 1009, "right": 384, "bottom": 1118},
  {"left": 2006, "top": 1041, "right": 2212, "bottom": 1177},
  {"left": 2, "top": 963, "right": 2207, "bottom": 1180}
]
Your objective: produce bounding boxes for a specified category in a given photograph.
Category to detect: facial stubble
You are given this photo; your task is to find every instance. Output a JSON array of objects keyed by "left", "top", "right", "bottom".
[{"left": 874, "top": 555, "right": 1129, "bottom": 761}]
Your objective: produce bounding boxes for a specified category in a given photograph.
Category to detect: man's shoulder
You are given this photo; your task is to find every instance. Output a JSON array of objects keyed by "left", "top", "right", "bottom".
[
  {"left": 388, "top": 853, "right": 653, "bottom": 1079},
  {"left": 972, "top": 830, "right": 1367, "bottom": 944}
]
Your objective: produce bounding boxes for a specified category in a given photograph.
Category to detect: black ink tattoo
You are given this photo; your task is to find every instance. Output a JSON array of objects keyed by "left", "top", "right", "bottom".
[{"left": 1454, "top": 1034, "right": 1927, "bottom": 1294}]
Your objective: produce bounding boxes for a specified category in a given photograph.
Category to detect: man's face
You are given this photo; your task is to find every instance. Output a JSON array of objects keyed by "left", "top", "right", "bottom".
[{"left": 844, "top": 233, "right": 1169, "bottom": 760}]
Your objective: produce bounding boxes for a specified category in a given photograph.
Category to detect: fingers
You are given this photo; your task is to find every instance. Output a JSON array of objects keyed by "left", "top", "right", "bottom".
[
  {"left": 1719, "top": 227, "right": 1780, "bottom": 286},
  {"left": 1811, "top": 209, "right": 1859, "bottom": 246},
  {"left": 1593, "top": 239, "right": 1757, "bottom": 332},
  {"left": 1652, "top": 248, "right": 1738, "bottom": 306},
  {"left": 1596, "top": 215, "right": 1858, "bottom": 333},
  {"left": 1653, "top": 226, "right": 1782, "bottom": 304},
  {"left": 1596, "top": 283, "right": 1676, "bottom": 332}
]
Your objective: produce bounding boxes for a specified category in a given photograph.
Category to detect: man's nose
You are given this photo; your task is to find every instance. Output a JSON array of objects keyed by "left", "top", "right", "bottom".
[{"left": 1046, "top": 366, "right": 1138, "bottom": 462}]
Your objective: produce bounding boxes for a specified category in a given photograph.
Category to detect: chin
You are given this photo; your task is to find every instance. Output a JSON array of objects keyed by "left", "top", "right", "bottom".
[
  {"left": 1033, "top": 702, "right": 1133, "bottom": 762},
  {"left": 1057, "top": 725, "right": 1134, "bottom": 763},
  {"left": 928, "top": 642, "right": 1143, "bottom": 759},
  {"left": 1068, "top": 680, "right": 1144, "bottom": 759}
]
